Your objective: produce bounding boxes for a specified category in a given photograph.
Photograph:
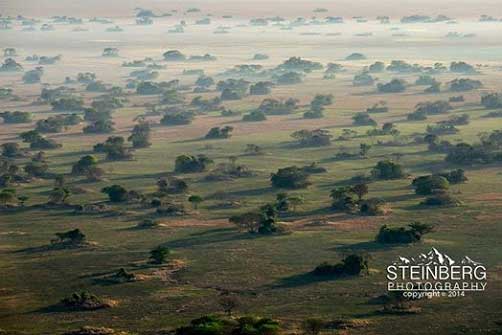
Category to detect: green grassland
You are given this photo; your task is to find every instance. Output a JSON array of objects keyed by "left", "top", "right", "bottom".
[{"left": 1, "top": 31, "right": 502, "bottom": 335}]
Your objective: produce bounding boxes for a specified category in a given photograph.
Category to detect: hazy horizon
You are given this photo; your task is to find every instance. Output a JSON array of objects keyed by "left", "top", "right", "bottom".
[{"left": 2, "top": 0, "right": 502, "bottom": 19}]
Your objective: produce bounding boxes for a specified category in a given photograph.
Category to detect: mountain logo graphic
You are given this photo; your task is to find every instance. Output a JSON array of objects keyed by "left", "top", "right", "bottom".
[{"left": 392, "top": 247, "right": 482, "bottom": 267}]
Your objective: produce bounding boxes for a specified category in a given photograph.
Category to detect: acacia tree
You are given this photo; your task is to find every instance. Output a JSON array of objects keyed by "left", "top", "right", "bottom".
[
  {"left": 48, "top": 187, "right": 70, "bottom": 205},
  {"left": 188, "top": 195, "right": 203, "bottom": 209},
  {"left": 352, "top": 183, "right": 368, "bottom": 201}
]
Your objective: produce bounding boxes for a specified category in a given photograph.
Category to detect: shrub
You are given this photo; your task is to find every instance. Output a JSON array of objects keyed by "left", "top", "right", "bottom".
[
  {"left": 101, "top": 185, "right": 128, "bottom": 202},
  {"left": 163, "top": 50, "right": 186, "bottom": 61},
  {"left": 346, "top": 53, "right": 366, "bottom": 60},
  {"left": 60, "top": 291, "right": 110, "bottom": 310},
  {"left": 150, "top": 246, "right": 170, "bottom": 264},
  {"left": 360, "top": 198, "right": 387, "bottom": 216},
  {"left": 53, "top": 229, "right": 86, "bottom": 245}
]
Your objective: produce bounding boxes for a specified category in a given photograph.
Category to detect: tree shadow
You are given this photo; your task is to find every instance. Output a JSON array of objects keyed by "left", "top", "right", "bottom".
[
  {"left": 270, "top": 272, "right": 335, "bottom": 289},
  {"left": 162, "top": 227, "right": 260, "bottom": 249},
  {"left": 332, "top": 241, "right": 398, "bottom": 252},
  {"left": 205, "top": 186, "right": 275, "bottom": 200}
]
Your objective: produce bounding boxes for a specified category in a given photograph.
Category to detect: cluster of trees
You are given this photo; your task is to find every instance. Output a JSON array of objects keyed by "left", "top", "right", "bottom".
[
  {"left": 450, "top": 61, "right": 477, "bottom": 74},
  {"left": 0, "top": 111, "right": 32, "bottom": 123},
  {"left": 94, "top": 136, "right": 132, "bottom": 160},
  {"left": 481, "top": 92, "right": 502, "bottom": 109},
  {"left": 83, "top": 119, "right": 115, "bottom": 134},
  {"left": 275, "top": 72, "right": 303, "bottom": 85},
  {"left": 161, "top": 112, "right": 194, "bottom": 126},
  {"left": 291, "top": 129, "right": 332, "bottom": 147},
  {"left": 366, "top": 101, "right": 388, "bottom": 114},
  {"left": 445, "top": 130, "right": 502, "bottom": 164},
  {"left": 242, "top": 110, "right": 267, "bottom": 122},
  {"left": 257, "top": 98, "right": 298, "bottom": 115},
  {"left": 448, "top": 78, "right": 482, "bottom": 92},
  {"left": 36, "top": 114, "right": 82, "bottom": 133},
  {"left": 0, "top": 58, "right": 23, "bottom": 72},
  {"left": 353, "top": 72, "right": 375, "bottom": 86},
  {"left": 52, "top": 228, "right": 86, "bottom": 246},
  {"left": 352, "top": 112, "right": 377, "bottom": 126},
  {"left": 23, "top": 67, "right": 44, "bottom": 84},
  {"left": 205, "top": 126, "right": 233, "bottom": 139},
  {"left": 51, "top": 96, "right": 84, "bottom": 112},
  {"left": 276, "top": 57, "right": 323, "bottom": 73},
  {"left": 60, "top": 291, "right": 110, "bottom": 311},
  {"left": 250, "top": 81, "right": 273, "bottom": 95},
  {"left": 217, "top": 79, "right": 250, "bottom": 100},
  {"left": 386, "top": 60, "right": 422, "bottom": 73},
  {"left": 377, "top": 222, "right": 433, "bottom": 244},
  {"left": 367, "top": 122, "right": 399, "bottom": 136},
  {"left": 175, "top": 154, "right": 213, "bottom": 173},
  {"left": 157, "top": 177, "right": 188, "bottom": 195},
  {"left": 71, "top": 155, "right": 104, "bottom": 181},
  {"left": 371, "top": 160, "right": 405, "bottom": 179},
  {"left": 128, "top": 122, "right": 151, "bottom": 148},
  {"left": 230, "top": 204, "right": 281, "bottom": 234},
  {"left": 175, "top": 315, "right": 279, "bottom": 335},
  {"left": 407, "top": 100, "right": 452, "bottom": 121},
  {"left": 191, "top": 96, "right": 221, "bottom": 112},
  {"left": 20, "top": 130, "right": 61, "bottom": 149},
  {"left": 271, "top": 166, "right": 311, "bottom": 189},
  {"left": 377, "top": 79, "right": 407, "bottom": 93},
  {"left": 304, "top": 94, "right": 333, "bottom": 119},
  {"left": 330, "top": 183, "right": 386, "bottom": 215}
]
